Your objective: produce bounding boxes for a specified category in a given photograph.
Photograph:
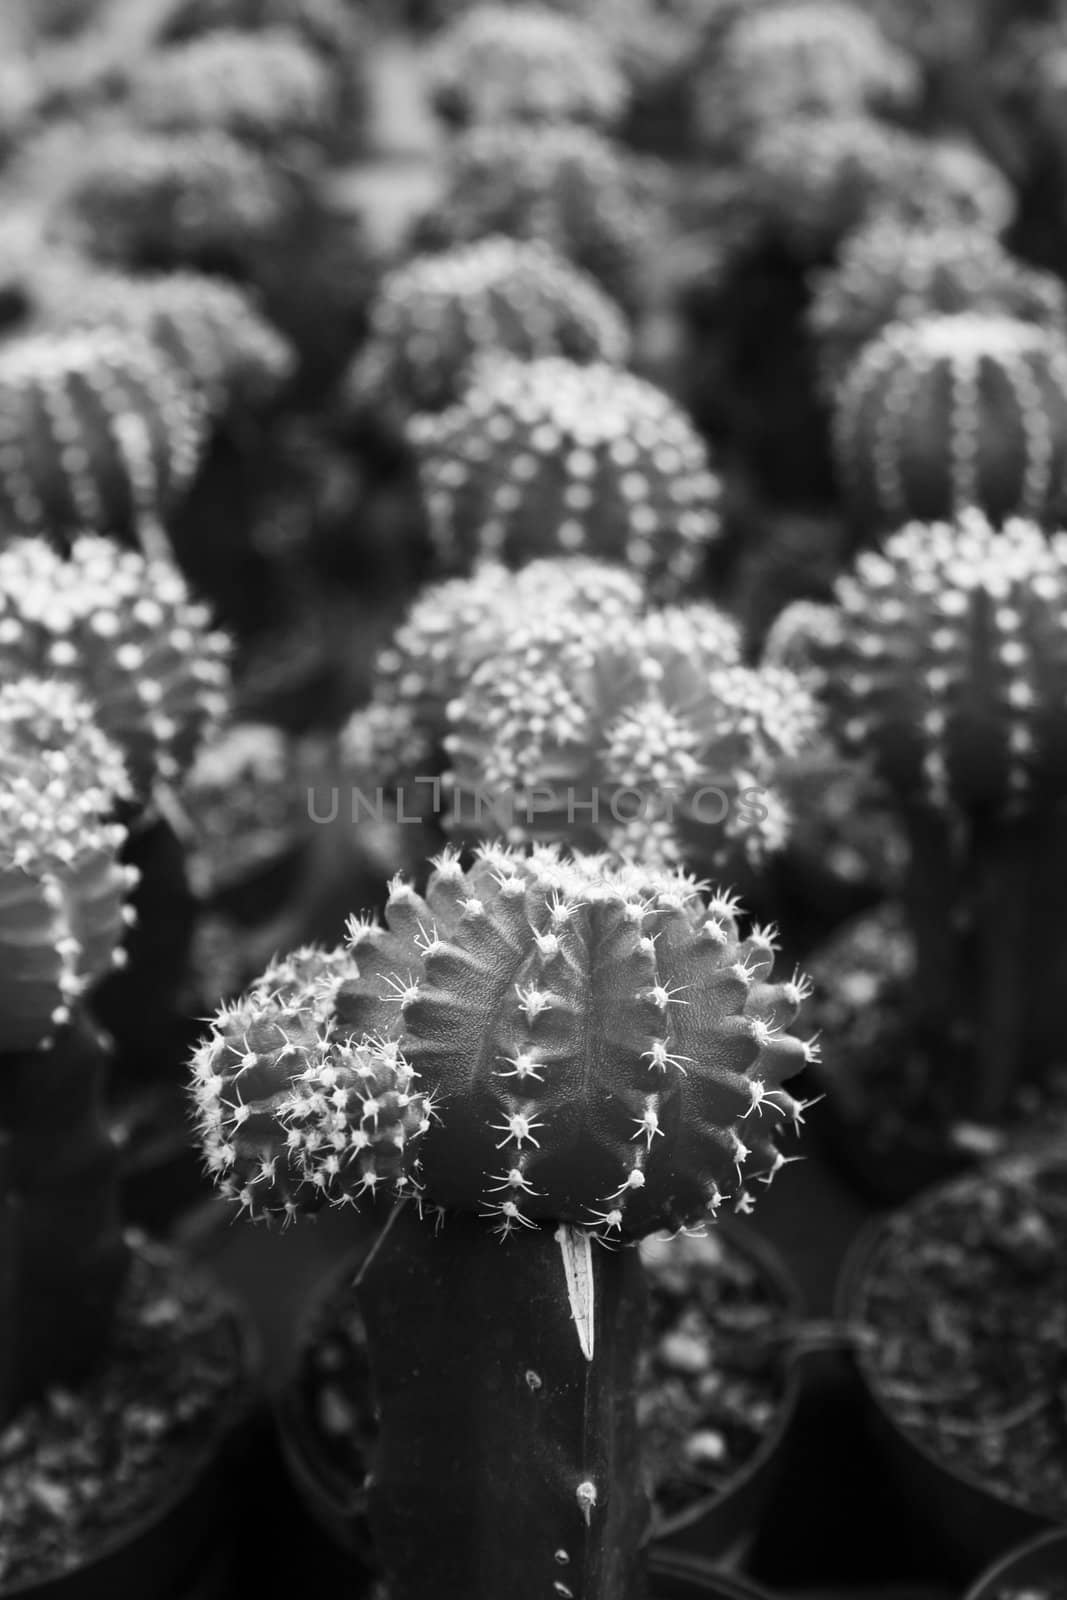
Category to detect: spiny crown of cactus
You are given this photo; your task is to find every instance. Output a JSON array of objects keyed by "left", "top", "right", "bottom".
[
  {"left": 0, "top": 679, "right": 136, "bottom": 1051},
  {"left": 409, "top": 354, "right": 720, "bottom": 590},
  {"left": 445, "top": 601, "right": 819, "bottom": 868},
  {"left": 744, "top": 117, "right": 1015, "bottom": 257},
  {"left": 50, "top": 270, "right": 295, "bottom": 416},
  {"left": 128, "top": 28, "right": 340, "bottom": 154},
  {"left": 799, "top": 509, "right": 1067, "bottom": 819},
  {"left": 342, "top": 558, "right": 645, "bottom": 782},
  {"left": 0, "top": 535, "right": 231, "bottom": 796},
  {"left": 192, "top": 846, "right": 816, "bottom": 1234},
  {"left": 810, "top": 221, "right": 1067, "bottom": 394},
  {"left": 0, "top": 326, "right": 208, "bottom": 550},
  {"left": 60, "top": 129, "right": 294, "bottom": 271},
  {"left": 346, "top": 237, "right": 629, "bottom": 419},
  {"left": 426, "top": 4, "right": 628, "bottom": 129},
  {"left": 833, "top": 312, "right": 1067, "bottom": 530},
  {"left": 416, "top": 122, "right": 666, "bottom": 312}
]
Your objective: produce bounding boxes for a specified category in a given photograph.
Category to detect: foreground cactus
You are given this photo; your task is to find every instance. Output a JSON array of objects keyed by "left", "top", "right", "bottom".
[
  {"left": 426, "top": 4, "right": 628, "bottom": 129},
  {"left": 409, "top": 355, "right": 720, "bottom": 589},
  {"left": 345, "top": 237, "right": 629, "bottom": 420},
  {"left": 833, "top": 312, "right": 1067, "bottom": 531},
  {"left": 191, "top": 847, "right": 813, "bottom": 1598}
]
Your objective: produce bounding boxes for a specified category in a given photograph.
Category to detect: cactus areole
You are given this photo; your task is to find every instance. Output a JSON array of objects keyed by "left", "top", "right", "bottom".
[{"left": 193, "top": 847, "right": 812, "bottom": 1598}]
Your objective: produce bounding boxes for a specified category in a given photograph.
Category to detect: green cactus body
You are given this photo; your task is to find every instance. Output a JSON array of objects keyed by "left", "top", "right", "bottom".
[
  {"left": 0, "top": 327, "right": 208, "bottom": 555},
  {"left": 0, "top": 535, "right": 231, "bottom": 796},
  {"left": 416, "top": 122, "right": 666, "bottom": 312},
  {"left": 426, "top": 4, "right": 629, "bottom": 129},
  {"left": 347, "top": 237, "right": 629, "bottom": 420},
  {"left": 833, "top": 313, "right": 1067, "bottom": 530},
  {"left": 810, "top": 220, "right": 1067, "bottom": 395},
  {"left": 410, "top": 355, "right": 720, "bottom": 588}
]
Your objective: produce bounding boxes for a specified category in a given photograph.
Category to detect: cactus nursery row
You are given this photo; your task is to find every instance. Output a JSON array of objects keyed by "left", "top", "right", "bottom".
[{"left": 1, "top": 1, "right": 1066, "bottom": 1599}]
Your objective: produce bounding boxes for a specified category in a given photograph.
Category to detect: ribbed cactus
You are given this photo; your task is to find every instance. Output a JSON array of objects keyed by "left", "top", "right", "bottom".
[
  {"left": 810, "top": 220, "right": 1067, "bottom": 394},
  {"left": 0, "top": 326, "right": 208, "bottom": 556},
  {"left": 345, "top": 237, "right": 629, "bottom": 420},
  {"left": 191, "top": 848, "right": 813, "bottom": 1600},
  {"left": 413, "top": 122, "right": 666, "bottom": 312},
  {"left": 409, "top": 355, "right": 720, "bottom": 589},
  {"left": 833, "top": 313, "right": 1067, "bottom": 530},
  {"left": 426, "top": 4, "right": 628, "bottom": 129},
  {"left": 0, "top": 535, "right": 231, "bottom": 796}
]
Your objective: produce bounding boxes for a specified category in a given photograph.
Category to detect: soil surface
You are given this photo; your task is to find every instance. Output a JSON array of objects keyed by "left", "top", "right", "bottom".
[
  {"left": 0, "top": 1238, "right": 248, "bottom": 1589},
  {"left": 852, "top": 1152, "right": 1067, "bottom": 1522}
]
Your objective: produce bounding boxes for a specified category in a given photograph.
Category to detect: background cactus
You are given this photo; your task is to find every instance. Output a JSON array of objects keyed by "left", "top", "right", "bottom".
[
  {"left": 833, "top": 312, "right": 1067, "bottom": 530},
  {"left": 0, "top": 535, "right": 231, "bottom": 797},
  {"left": 425, "top": 4, "right": 629, "bottom": 129},
  {"left": 191, "top": 848, "right": 813, "bottom": 1600},
  {"left": 810, "top": 219, "right": 1067, "bottom": 393},
  {"left": 409, "top": 354, "right": 720, "bottom": 588},
  {"left": 345, "top": 237, "right": 629, "bottom": 421},
  {"left": 0, "top": 326, "right": 208, "bottom": 556}
]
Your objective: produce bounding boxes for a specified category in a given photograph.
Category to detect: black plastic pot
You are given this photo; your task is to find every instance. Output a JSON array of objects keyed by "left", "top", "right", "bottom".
[
  {"left": 810, "top": 1073, "right": 971, "bottom": 1209},
  {"left": 965, "top": 1528, "right": 1067, "bottom": 1599},
  {"left": 836, "top": 1214, "right": 1058, "bottom": 1583}
]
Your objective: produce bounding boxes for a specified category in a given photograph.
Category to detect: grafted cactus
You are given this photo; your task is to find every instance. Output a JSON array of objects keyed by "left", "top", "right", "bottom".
[
  {"left": 191, "top": 848, "right": 813, "bottom": 1600},
  {"left": 345, "top": 237, "right": 629, "bottom": 420},
  {"left": 0, "top": 327, "right": 208, "bottom": 555},
  {"left": 810, "top": 221, "right": 1067, "bottom": 393},
  {"left": 414, "top": 122, "right": 666, "bottom": 312},
  {"left": 0, "top": 535, "right": 231, "bottom": 797},
  {"left": 426, "top": 4, "right": 628, "bottom": 128},
  {"left": 409, "top": 355, "right": 720, "bottom": 589},
  {"left": 833, "top": 312, "right": 1067, "bottom": 530}
]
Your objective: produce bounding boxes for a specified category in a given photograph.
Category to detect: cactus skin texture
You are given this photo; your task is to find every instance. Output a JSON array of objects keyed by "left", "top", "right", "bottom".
[
  {"left": 346, "top": 237, "right": 629, "bottom": 420},
  {"left": 0, "top": 327, "right": 208, "bottom": 554},
  {"left": 810, "top": 221, "right": 1067, "bottom": 395},
  {"left": 833, "top": 313, "right": 1067, "bottom": 531},
  {"left": 426, "top": 4, "right": 629, "bottom": 129},
  {"left": 0, "top": 535, "right": 231, "bottom": 797},
  {"left": 409, "top": 355, "right": 720, "bottom": 590}
]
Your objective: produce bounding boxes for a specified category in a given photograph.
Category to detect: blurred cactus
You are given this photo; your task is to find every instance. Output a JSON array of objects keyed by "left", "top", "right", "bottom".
[
  {"left": 0, "top": 535, "right": 231, "bottom": 797},
  {"left": 412, "top": 122, "right": 666, "bottom": 312},
  {"left": 426, "top": 4, "right": 628, "bottom": 129},
  {"left": 184, "top": 720, "right": 311, "bottom": 901},
  {"left": 810, "top": 220, "right": 1067, "bottom": 393},
  {"left": 833, "top": 312, "right": 1067, "bottom": 530},
  {"left": 0, "top": 326, "right": 207, "bottom": 554},
  {"left": 345, "top": 237, "right": 629, "bottom": 421},
  {"left": 409, "top": 354, "right": 719, "bottom": 588}
]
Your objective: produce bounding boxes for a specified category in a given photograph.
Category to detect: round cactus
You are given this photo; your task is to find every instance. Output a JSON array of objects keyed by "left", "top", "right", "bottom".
[
  {"left": 810, "top": 220, "right": 1067, "bottom": 394},
  {"left": 426, "top": 5, "right": 628, "bottom": 129},
  {"left": 799, "top": 509, "right": 1067, "bottom": 819},
  {"left": 345, "top": 237, "right": 629, "bottom": 420},
  {"left": 0, "top": 326, "right": 208, "bottom": 552},
  {"left": 414, "top": 122, "right": 666, "bottom": 312},
  {"left": 833, "top": 312, "right": 1067, "bottom": 530},
  {"left": 0, "top": 679, "right": 135, "bottom": 1051},
  {"left": 409, "top": 354, "right": 720, "bottom": 589},
  {"left": 0, "top": 535, "right": 231, "bottom": 795},
  {"left": 47, "top": 271, "right": 295, "bottom": 417},
  {"left": 127, "top": 29, "right": 341, "bottom": 157},
  {"left": 183, "top": 720, "right": 311, "bottom": 898},
  {"left": 192, "top": 846, "right": 816, "bottom": 1234}
]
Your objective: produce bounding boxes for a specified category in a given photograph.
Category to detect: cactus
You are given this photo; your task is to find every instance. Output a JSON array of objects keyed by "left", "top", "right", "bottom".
[
  {"left": 810, "top": 220, "right": 1067, "bottom": 395},
  {"left": 833, "top": 312, "right": 1067, "bottom": 531},
  {"left": 0, "top": 535, "right": 231, "bottom": 798},
  {"left": 412, "top": 122, "right": 666, "bottom": 313},
  {"left": 426, "top": 4, "right": 629, "bottom": 129},
  {"left": 0, "top": 326, "right": 209, "bottom": 557},
  {"left": 790, "top": 508, "right": 1067, "bottom": 1122},
  {"left": 409, "top": 355, "right": 720, "bottom": 588},
  {"left": 191, "top": 847, "right": 813, "bottom": 1599},
  {"left": 345, "top": 237, "right": 629, "bottom": 421}
]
